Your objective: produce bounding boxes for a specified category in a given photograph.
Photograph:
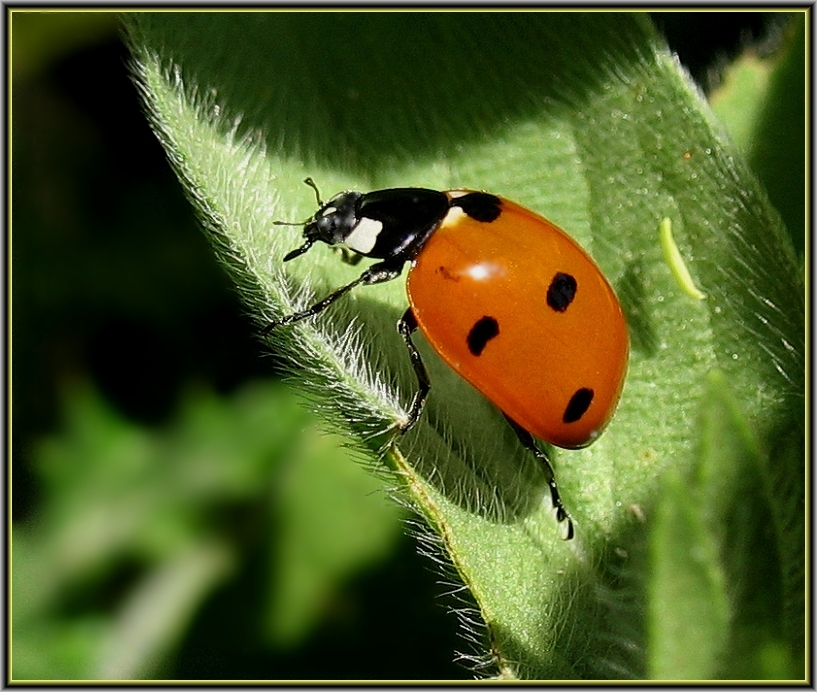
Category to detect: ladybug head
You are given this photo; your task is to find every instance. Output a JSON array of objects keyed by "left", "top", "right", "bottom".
[
  {"left": 280, "top": 179, "right": 363, "bottom": 262},
  {"left": 303, "top": 190, "right": 364, "bottom": 248}
]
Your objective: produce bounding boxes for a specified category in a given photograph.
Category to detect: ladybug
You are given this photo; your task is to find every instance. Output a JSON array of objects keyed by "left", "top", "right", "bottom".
[{"left": 265, "top": 179, "right": 629, "bottom": 539}]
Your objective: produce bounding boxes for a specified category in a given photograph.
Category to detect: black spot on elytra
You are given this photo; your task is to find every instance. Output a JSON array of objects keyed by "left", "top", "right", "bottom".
[
  {"left": 467, "top": 316, "right": 499, "bottom": 356},
  {"left": 454, "top": 192, "right": 502, "bottom": 223},
  {"left": 547, "top": 272, "right": 577, "bottom": 312},
  {"left": 563, "top": 388, "right": 593, "bottom": 423}
]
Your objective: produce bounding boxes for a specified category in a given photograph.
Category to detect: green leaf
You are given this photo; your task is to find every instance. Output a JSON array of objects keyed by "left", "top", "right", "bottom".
[
  {"left": 711, "top": 15, "right": 806, "bottom": 257},
  {"left": 124, "top": 12, "right": 804, "bottom": 679},
  {"left": 710, "top": 53, "right": 774, "bottom": 155},
  {"left": 649, "top": 466, "right": 730, "bottom": 680},
  {"left": 648, "top": 370, "right": 797, "bottom": 680}
]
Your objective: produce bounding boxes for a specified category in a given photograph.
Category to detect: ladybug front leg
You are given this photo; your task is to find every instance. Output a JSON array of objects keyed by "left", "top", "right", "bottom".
[
  {"left": 397, "top": 308, "right": 430, "bottom": 433},
  {"left": 504, "top": 416, "right": 575, "bottom": 540},
  {"left": 263, "top": 261, "right": 405, "bottom": 333}
]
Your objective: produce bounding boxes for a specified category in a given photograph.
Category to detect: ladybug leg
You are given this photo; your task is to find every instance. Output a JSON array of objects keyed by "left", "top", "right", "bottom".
[
  {"left": 336, "top": 247, "right": 364, "bottom": 266},
  {"left": 504, "top": 416, "right": 574, "bottom": 540},
  {"left": 396, "top": 308, "right": 430, "bottom": 433},
  {"left": 263, "top": 261, "right": 404, "bottom": 334}
]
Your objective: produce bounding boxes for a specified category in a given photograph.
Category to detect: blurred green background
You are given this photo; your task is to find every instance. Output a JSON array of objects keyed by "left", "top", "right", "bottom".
[{"left": 11, "top": 11, "right": 801, "bottom": 681}]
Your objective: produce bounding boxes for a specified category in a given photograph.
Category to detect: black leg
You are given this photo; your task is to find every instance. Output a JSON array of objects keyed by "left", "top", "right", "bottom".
[
  {"left": 337, "top": 247, "right": 364, "bottom": 266},
  {"left": 263, "top": 261, "right": 404, "bottom": 335},
  {"left": 505, "top": 416, "right": 574, "bottom": 540},
  {"left": 397, "top": 308, "right": 430, "bottom": 433}
]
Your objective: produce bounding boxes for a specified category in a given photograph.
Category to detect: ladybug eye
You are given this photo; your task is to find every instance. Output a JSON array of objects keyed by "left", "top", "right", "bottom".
[{"left": 316, "top": 214, "right": 334, "bottom": 231}]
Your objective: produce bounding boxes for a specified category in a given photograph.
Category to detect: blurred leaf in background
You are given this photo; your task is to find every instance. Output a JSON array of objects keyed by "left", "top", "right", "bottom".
[
  {"left": 708, "top": 14, "right": 805, "bottom": 258},
  {"left": 12, "top": 381, "right": 406, "bottom": 679},
  {"left": 10, "top": 10, "right": 805, "bottom": 682}
]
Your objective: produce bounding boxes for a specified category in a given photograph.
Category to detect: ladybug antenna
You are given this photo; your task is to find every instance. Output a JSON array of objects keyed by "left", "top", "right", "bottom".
[
  {"left": 303, "top": 177, "right": 323, "bottom": 206},
  {"left": 273, "top": 179, "right": 324, "bottom": 261},
  {"left": 272, "top": 177, "right": 324, "bottom": 227},
  {"left": 272, "top": 178, "right": 323, "bottom": 228}
]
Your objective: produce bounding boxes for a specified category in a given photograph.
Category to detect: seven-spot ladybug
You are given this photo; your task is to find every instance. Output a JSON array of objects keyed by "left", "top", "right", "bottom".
[{"left": 265, "top": 179, "right": 629, "bottom": 539}]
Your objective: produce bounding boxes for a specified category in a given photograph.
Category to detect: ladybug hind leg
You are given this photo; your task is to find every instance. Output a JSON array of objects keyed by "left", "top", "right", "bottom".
[
  {"left": 394, "top": 310, "right": 574, "bottom": 541},
  {"left": 504, "top": 416, "right": 575, "bottom": 540},
  {"left": 397, "top": 308, "right": 430, "bottom": 433}
]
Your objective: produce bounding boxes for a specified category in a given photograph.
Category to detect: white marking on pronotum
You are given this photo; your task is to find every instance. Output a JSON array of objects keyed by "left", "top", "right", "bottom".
[
  {"left": 344, "top": 216, "right": 383, "bottom": 254},
  {"left": 321, "top": 206, "right": 337, "bottom": 216},
  {"left": 443, "top": 205, "right": 466, "bottom": 226}
]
